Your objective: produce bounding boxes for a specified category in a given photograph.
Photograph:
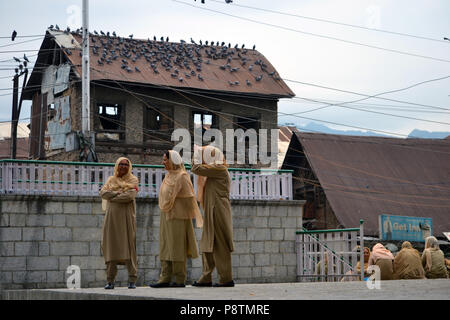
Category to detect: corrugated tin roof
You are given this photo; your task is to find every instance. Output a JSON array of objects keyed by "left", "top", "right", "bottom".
[
  {"left": 291, "top": 132, "right": 450, "bottom": 236},
  {"left": 26, "top": 30, "right": 294, "bottom": 99}
]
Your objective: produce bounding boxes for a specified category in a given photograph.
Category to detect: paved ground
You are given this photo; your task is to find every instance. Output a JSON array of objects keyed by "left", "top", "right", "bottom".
[{"left": 2, "top": 279, "right": 449, "bottom": 300}]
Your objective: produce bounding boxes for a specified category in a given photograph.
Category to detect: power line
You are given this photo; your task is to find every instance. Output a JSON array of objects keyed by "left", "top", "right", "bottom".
[
  {"left": 0, "top": 34, "right": 45, "bottom": 39},
  {"left": 88, "top": 72, "right": 450, "bottom": 158},
  {"left": 172, "top": 0, "right": 450, "bottom": 64},
  {"left": 0, "top": 37, "right": 44, "bottom": 49},
  {"left": 85, "top": 74, "right": 450, "bottom": 195},
  {"left": 210, "top": 0, "right": 450, "bottom": 44},
  {"left": 283, "top": 78, "right": 449, "bottom": 111},
  {"left": 89, "top": 68, "right": 443, "bottom": 138},
  {"left": 292, "top": 75, "right": 450, "bottom": 111}
]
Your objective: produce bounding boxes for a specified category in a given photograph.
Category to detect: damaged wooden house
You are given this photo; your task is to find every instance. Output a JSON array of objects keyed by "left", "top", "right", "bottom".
[{"left": 23, "top": 29, "right": 294, "bottom": 165}]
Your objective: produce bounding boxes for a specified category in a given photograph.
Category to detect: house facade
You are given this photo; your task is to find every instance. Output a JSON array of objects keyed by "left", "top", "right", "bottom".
[{"left": 23, "top": 29, "right": 294, "bottom": 166}]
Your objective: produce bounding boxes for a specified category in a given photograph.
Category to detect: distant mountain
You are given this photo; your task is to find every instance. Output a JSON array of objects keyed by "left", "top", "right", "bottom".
[
  {"left": 279, "top": 122, "right": 450, "bottom": 139},
  {"left": 407, "top": 129, "right": 450, "bottom": 139},
  {"left": 290, "top": 122, "right": 389, "bottom": 137}
]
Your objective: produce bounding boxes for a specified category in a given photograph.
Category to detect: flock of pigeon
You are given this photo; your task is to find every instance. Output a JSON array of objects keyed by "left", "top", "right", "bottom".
[{"left": 47, "top": 25, "right": 281, "bottom": 87}]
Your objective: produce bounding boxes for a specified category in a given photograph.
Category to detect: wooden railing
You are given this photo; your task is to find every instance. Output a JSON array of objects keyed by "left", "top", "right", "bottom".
[{"left": 0, "top": 159, "right": 293, "bottom": 200}]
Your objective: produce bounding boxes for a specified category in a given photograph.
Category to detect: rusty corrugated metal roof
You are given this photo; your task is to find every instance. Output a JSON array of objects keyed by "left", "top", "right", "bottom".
[
  {"left": 47, "top": 31, "right": 295, "bottom": 98},
  {"left": 292, "top": 132, "right": 450, "bottom": 237}
]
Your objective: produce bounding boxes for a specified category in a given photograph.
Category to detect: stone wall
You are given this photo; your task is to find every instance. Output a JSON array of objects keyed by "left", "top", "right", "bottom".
[{"left": 0, "top": 195, "right": 304, "bottom": 289}]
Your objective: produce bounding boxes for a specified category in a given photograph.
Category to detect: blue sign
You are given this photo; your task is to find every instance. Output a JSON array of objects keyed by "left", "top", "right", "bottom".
[{"left": 379, "top": 214, "right": 432, "bottom": 242}]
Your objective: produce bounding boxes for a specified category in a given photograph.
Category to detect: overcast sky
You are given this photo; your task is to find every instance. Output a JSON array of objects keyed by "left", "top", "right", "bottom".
[{"left": 0, "top": 0, "right": 449, "bottom": 137}]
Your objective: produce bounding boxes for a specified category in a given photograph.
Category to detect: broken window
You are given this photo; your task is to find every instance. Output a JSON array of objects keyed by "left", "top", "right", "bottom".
[
  {"left": 234, "top": 116, "right": 259, "bottom": 131},
  {"left": 144, "top": 106, "right": 173, "bottom": 144},
  {"left": 232, "top": 116, "right": 260, "bottom": 165},
  {"left": 192, "top": 111, "right": 218, "bottom": 134},
  {"left": 47, "top": 103, "right": 56, "bottom": 122},
  {"left": 95, "top": 103, "right": 125, "bottom": 141}
]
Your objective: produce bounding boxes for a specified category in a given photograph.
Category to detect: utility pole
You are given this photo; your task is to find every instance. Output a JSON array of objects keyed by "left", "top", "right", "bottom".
[
  {"left": 10, "top": 62, "right": 28, "bottom": 159},
  {"left": 80, "top": 0, "right": 97, "bottom": 162},
  {"left": 82, "top": 0, "right": 90, "bottom": 135},
  {"left": 10, "top": 74, "right": 19, "bottom": 159}
]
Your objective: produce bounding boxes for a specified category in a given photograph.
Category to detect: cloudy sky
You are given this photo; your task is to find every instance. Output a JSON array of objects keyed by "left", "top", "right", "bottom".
[{"left": 0, "top": 0, "right": 449, "bottom": 137}]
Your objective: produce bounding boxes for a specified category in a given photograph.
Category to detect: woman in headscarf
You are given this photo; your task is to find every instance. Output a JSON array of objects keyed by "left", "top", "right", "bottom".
[
  {"left": 315, "top": 251, "right": 337, "bottom": 282},
  {"left": 393, "top": 241, "right": 425, "bottom": 279},
  {"left": 191, "top": 145, "right": 235, "bottom": 287},
  {"left": 368, "top": 243, "right": 395, "bottom": 280},
  {"left": 341, "top": 246, "right": 370, "bottom": 282},
  {"left": 150, "top": 150, "right": 202, "bottom": 288},
  {"left": 421, "top": 236, "right": 448, "bottom": 279},
  {"left": 100, "top": 157, "right": 139, "bottom": 289}
]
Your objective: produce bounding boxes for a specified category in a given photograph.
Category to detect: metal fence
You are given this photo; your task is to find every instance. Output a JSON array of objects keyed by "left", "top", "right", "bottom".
[
  {"left": 296, "top": 221, "right": 365, "bottom": 282},
  {"left": 0, "top": 159, "right": 293, "bottom": 200}
]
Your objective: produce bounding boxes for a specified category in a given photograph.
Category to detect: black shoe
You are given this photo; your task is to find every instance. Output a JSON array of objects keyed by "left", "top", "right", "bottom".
[
  {"left": 149, "top": 282, "right": 171, "bottom": 288},
  {"left": 170, "top": 282, "right": 186, "bottom": 288},
  {"left": 104, "top": 282, "right": 115, "bottom": 290},
  {"left": 128, "top": 282, "right": 136, "bottom": 289},
  {"left": 213, "top": 280, "right": 235, "bottom": 287},
  {"left": 192, "top": 281, "right": 212, "bottom": 287}
]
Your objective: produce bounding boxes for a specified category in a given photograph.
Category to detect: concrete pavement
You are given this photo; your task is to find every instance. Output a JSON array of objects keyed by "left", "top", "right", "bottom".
[{"left": 2, "top": 279, "right": 449, "bottom": 300}]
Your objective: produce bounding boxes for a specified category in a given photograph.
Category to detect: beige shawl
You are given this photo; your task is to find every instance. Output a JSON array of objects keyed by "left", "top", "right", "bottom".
[
  {"left": 101, "top": 157, "right": 138, "bottom": 211},
  {"left": 159, "top": 150, "right": 203, "bottom": 227},
  {"left": 194, "top": 145, "right": 228, "bottom": 210}
]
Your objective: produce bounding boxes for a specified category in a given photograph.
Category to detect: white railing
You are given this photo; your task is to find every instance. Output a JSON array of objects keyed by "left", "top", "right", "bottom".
[
  {"left": 296, "top": 221, "right": 365, "bottom": 282},
  {"left": 0, "top": 160, "right": 293, "bottom": 200}
]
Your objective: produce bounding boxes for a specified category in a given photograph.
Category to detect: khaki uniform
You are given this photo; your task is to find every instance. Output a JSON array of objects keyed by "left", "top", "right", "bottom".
[
  {"left": 422, "top": 248, "right": 448, "bottom": 279},
  {"left": 100, "top": 188, "right": 138, "bottom": 283},
  {"left": 157, "top": 167, "right": 200, "bottom": 285},
  {"left": 191, "top": 164, "right": 234, "bottom": 284},
  {"left": 394, "top": 248, "right": 425, "bottom": 279}
]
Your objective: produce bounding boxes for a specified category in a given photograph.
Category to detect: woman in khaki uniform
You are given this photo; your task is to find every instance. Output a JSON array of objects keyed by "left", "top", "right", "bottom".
[
  {"left": 368, "top": 243, "right": 395, "bottom": 280},
  {"left": 191, "top": 145, "right": 235, "bottom": 287},
  {"left": 421, "top": 236, "right": 448, "bottom": 279},
  {"left": 150, "top": 150, "right": 202, "bottom": 288},
  {"left": 394, "top": 241, "right": 425, "bottom": 279},
  {"left": 100, "top": 157, "right": 139, "bottom": 289}
]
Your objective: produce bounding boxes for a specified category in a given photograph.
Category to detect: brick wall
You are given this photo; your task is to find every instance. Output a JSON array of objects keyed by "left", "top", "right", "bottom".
[
  {"left": 45, "top": 84, "right": 278, "bottom": 166},
  {"left": 0, "top": 196, "right": 303, "bottom": 289}
]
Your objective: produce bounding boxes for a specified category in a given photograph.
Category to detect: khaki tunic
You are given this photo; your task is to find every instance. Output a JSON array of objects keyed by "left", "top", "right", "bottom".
[
  {"left": 375, "top": 259, "right": 394, "bottom": 280},
  {"left": 159, "top": 197, "right": 199, "bottom": 262},
  {"left": 422, "top": 248, "right": 448, "bottom": 279},
  {"left": 100, "top": 189, "right": 138, "bottom": 270},
  {"left": 191, "top": 164, "right": 234, "bottom": 253},
  {"left": 394, "top": 248, "right": 425, "bottom": 279}
]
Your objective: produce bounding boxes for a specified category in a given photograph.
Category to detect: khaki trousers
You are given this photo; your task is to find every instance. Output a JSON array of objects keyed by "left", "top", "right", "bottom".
[
  {"left": 198, "top": 239, "right": 233, "bottom": 284},
  {"left": 106, "top": 260, "right": 137, "bottom": 283},
  {"left": 159, "top": 260, "right": 187, "bottom": 284}
]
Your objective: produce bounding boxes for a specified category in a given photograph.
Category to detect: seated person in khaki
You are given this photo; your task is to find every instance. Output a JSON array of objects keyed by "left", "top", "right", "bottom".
[
  {"left": 421, "top": 236, "right": 448, "bottom": 279},
  {"left": 368, "top": 243, "right": 394, "bottom": 280},
  {"left": 394, "top": 241, "right": 425, "bottom": 279}
]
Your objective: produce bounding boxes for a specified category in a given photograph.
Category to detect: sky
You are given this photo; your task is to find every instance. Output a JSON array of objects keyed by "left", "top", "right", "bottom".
[{"left": 0, "top": 0, "right": 449, "bottom": 137}]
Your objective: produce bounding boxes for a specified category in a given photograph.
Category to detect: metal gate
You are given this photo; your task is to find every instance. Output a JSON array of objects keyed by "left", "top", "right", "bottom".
[{"left": 296, "top": 220, "right": 364, "bottom": 282}]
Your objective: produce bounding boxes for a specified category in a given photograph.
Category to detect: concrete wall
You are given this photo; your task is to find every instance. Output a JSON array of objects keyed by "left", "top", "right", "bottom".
[{"left": 0, "top": 195, "right": 303, "bottom": 289}]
